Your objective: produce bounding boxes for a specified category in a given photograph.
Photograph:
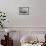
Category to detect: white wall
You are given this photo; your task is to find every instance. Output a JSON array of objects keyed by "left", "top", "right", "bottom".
[
  {"left": 0, "top": 0, "right": 46, "bottom": 32},
  {"left": 31, "top": 0, "right": 46, "bottom": 27},
  {"left": 0, "top": 0, "right": 46, "bottom": 27},
  {"left": 0, "top": 1, "right": 46, "bottom": 46}
]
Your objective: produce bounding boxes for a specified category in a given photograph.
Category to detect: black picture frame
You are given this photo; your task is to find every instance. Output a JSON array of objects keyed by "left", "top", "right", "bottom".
[{"left": 19, "top": 7, "right": 29, "bottom": 15}]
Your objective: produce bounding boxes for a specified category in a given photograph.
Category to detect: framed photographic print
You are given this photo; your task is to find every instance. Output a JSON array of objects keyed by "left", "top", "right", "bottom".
[{"left": 19, "top": 7, "right": 29, "bottom": 15}]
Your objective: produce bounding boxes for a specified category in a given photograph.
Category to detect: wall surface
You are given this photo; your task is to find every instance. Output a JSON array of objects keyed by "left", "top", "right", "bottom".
[
  {"left": 0, "top": 1, "right": 46, "bottom": 46},
  {"left": 0, "top": 0, "right": 46, "bottom": 27},
  {"left": 0, "top": 0, "right": 46, "bottom": 46}
]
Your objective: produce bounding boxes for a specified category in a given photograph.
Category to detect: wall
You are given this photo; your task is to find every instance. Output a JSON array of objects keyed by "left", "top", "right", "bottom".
[
  {"left": 31, "top": 0, "right": 46, "bottom": 27},
  {"left": 0, "top": 0, "right": 46, "bottom": 27},
  {"left": 0, "top": 0, "right": 46, "bottom": 46}
]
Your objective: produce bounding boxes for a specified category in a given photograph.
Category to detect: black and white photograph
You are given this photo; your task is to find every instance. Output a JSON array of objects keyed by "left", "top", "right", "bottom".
[{"left": 19, "top": 7, "right": 29, "bottom": 15}]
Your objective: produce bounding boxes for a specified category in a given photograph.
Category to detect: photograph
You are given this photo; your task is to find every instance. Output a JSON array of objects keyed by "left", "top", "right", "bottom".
[{"left": 19, "top": 7, "right": 29, "bottom": 15}]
